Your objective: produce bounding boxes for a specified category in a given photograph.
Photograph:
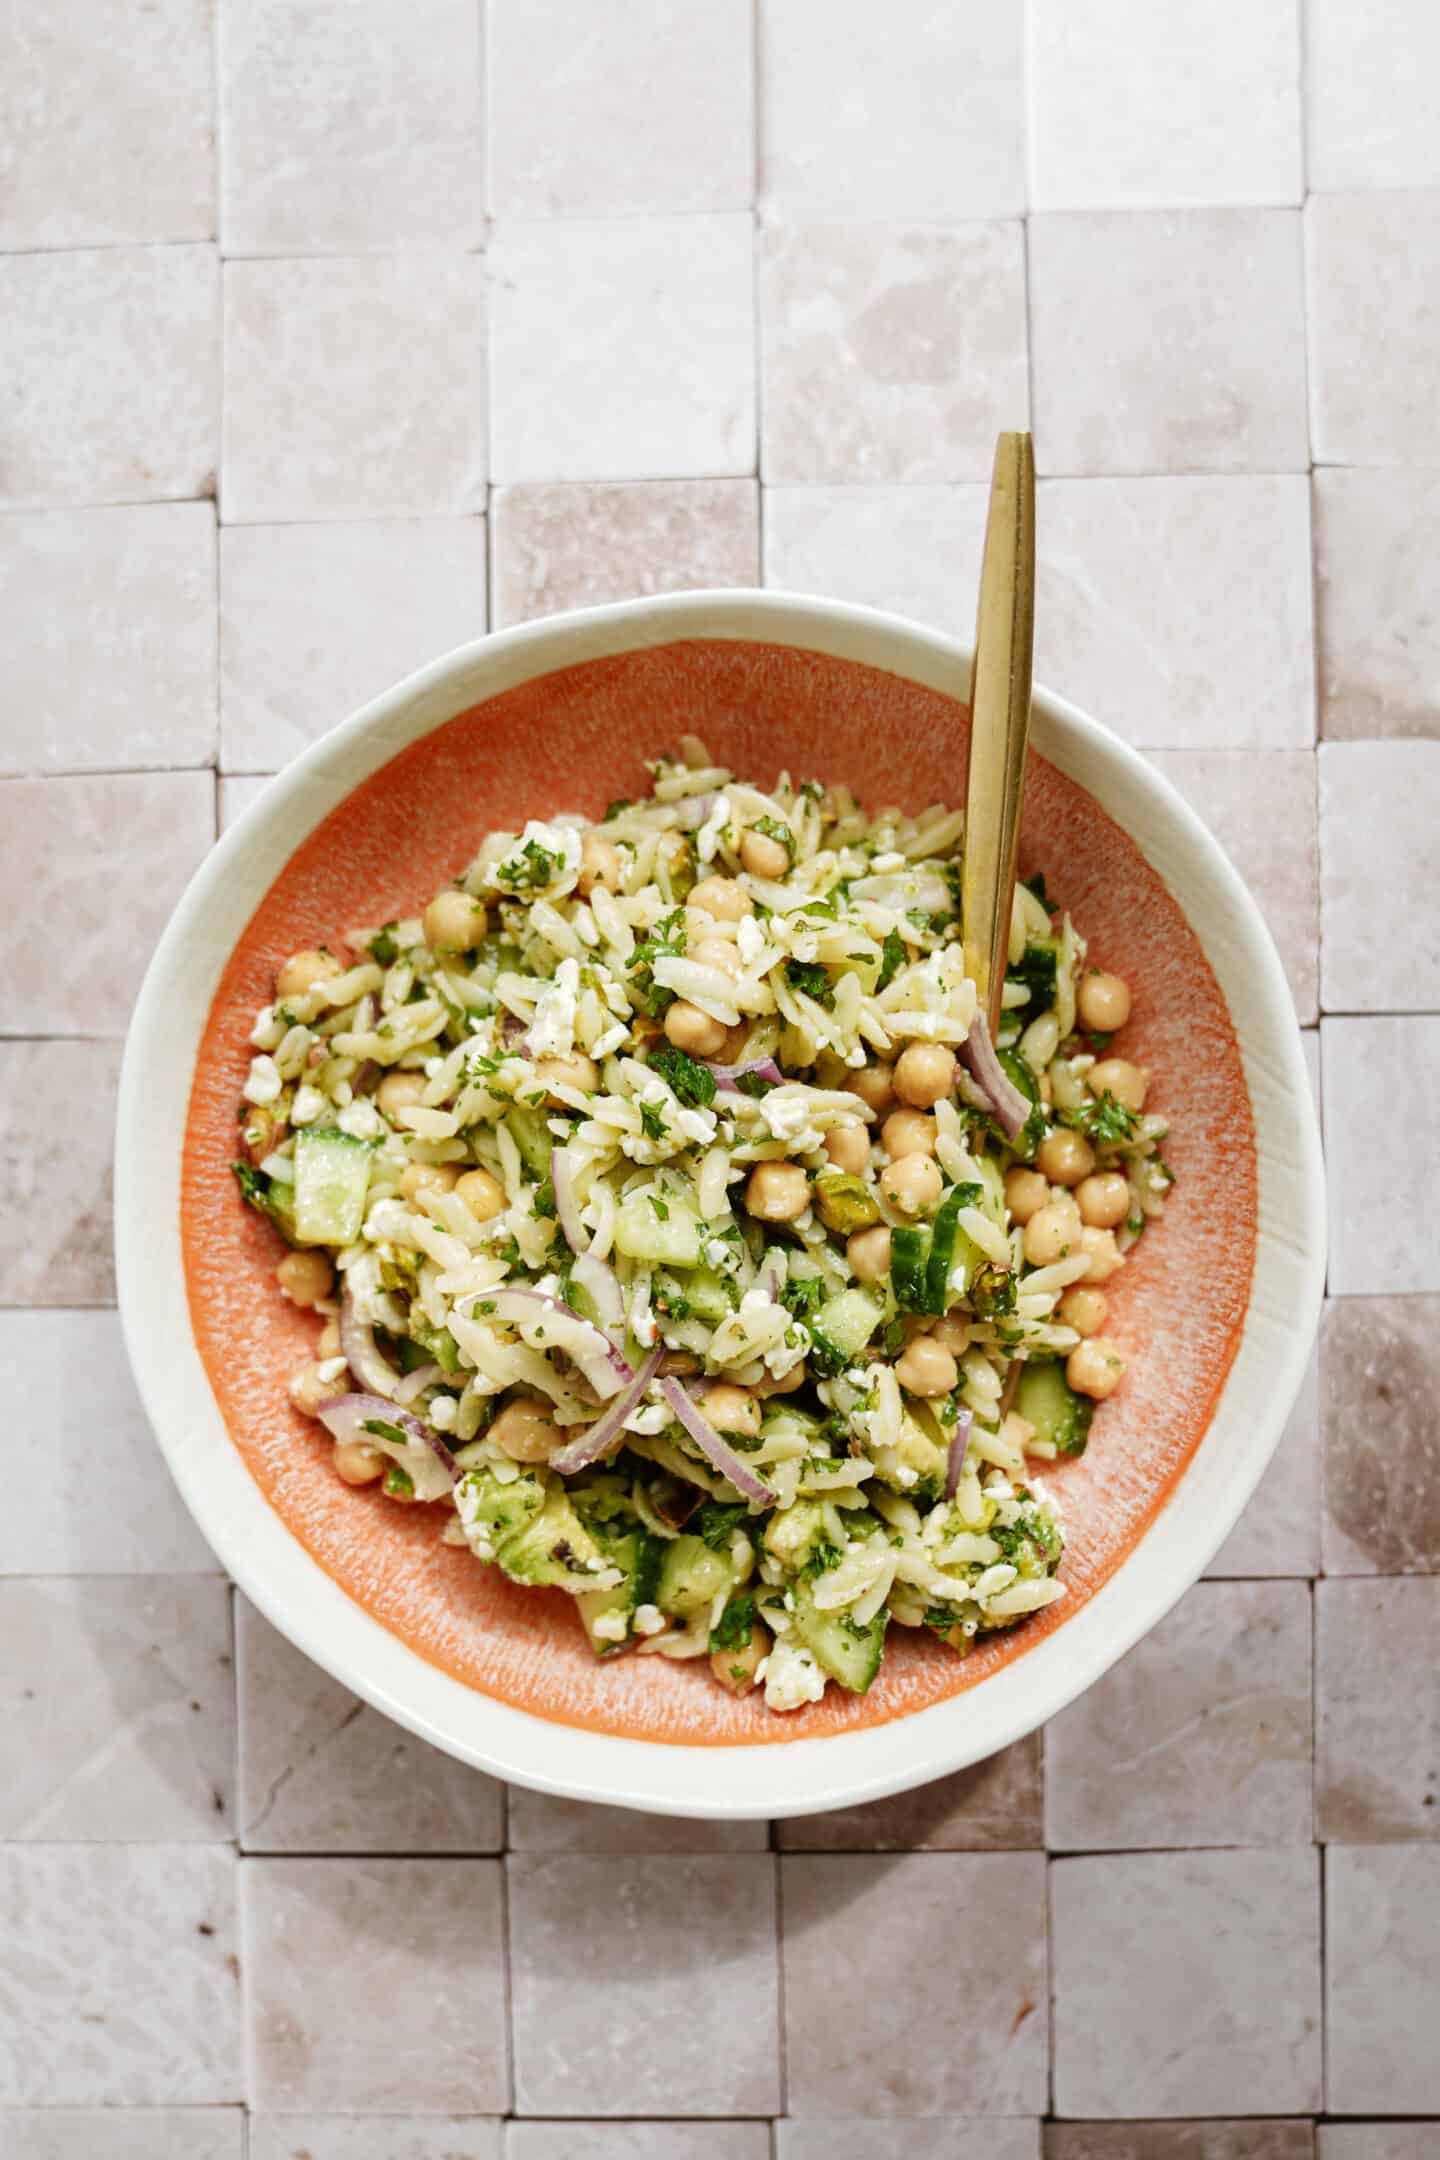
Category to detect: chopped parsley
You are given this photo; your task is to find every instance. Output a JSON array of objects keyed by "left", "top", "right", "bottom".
[
  {"left": 1060, "top": 1091, "right": 1140, "bottom": 1147},
  {"left": 367, "top": 921, "right": 400, "bottom": 965},
  {"left": 780, "top": 1273, "right": 826, "bottom": 1320},
  {"left": 698, "top": 1501, "right": 749, "bottom": 1551},
  {"left": 751, "top": 815, "right": 796, "bottom": 865},
  {"left": 494, "top": 840, "right": 562, "bottom": 893},
  {"left": 734, "top": 1068, "right": 776, "bottom": 1097},
  {"left": 648, "top": 1193, "right": 670, "bottom": 1221},
  {"left": 603, "top": 798, "right": 634, "bottom": 821},
  {"left": 785, "top": 959, "right": 834, "bottom": 1008},
  {"left": 639, "top": 1101, "right": 669, "bottom": 1142},
  {"left": 532, "top": 1179, "right": 556, "bottom": 1219},
  {"left": 797, "top": 1537, "right": 842, "bottom": 1581},
  {"left": 709, "top": 1594, "right": 756, "bottom": 1653},
  {"left": 875, "top": 928, "right": 906, "bottom": 992},
  {"left": 628, "top": 907, "right": 687, "bottom": 1017},
  {"left": 648, "top": 1044, "right": 717, "bottom": 1109}
]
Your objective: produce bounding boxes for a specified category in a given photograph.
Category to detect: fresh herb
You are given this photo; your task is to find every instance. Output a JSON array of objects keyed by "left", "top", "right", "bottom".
[
  {"left": 639, "top": 1101, "right": 669, "bottom": 1143},
  {"left": 751, "top": 814, "right": 796, "bottom": 865},
  {"left": 1060, "top": 1091, "right": 1140, "bottom": 1147},
  {"left": 699, "top": 1502, "right": 749, "bottom": 1551},
  {"left": 628, "top": 907, "right": 687, "bottom": 1017},
  {"left": 367, "top": 922, "right": 399, "bottom": 965},
  {"left": 603, "top": 798, "right": 634, "bottom": 821},
  {"left": 734, "top": 1069, "right": 776, "bottom": 1097},
  {"left": 648, "top": 1044, "right": 717, "bottom": 1109},
  {"left": 969, "top": 1261, "right": 1017, "bottom": 1320},
  {"left": 875, "top": 928, "right": 906, "bottom": 993},
  {"left": 649, "top": 1194, "right": 670, "bottom": 1221},
  {"left": 1022, "top": 871, "right": 1050, "bottom": 908},
  {"left": 495, "top": 840, "right": 562, "bottom": 893},
  {"left": 785, "top": 959, "right": 834, "bottom": 1008},
  {"left": 1006, "top": 938, "right": 1059, "bottom": 1011},
  {"left": 1084, "top": 1030, "right": 1115, "bottom": 1053},
  {"left": 494, "top": 1234, "right": 522, "bottom": 1267},
  {"left": 532, "top": 1179, "right": 556, "bottom": 1219},
  {"left": 798, "top": 1538, "right": 842, "bottom": 1581},
  {"left": 922, "top": 1605, "right": 962, "bottom": 1638},
  {"left": 780, "top": 1273, "right": 826, "bottom": 1320},
  {"left": 383, "top": 1464, "right": 414, "bottom": 1499}
]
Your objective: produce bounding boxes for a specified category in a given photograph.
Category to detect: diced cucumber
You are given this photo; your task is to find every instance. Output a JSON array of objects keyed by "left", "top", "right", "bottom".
[
  {"left": 1014, "top": 1357, "right": 1093, "bottom": 1458},
  {"left": 458, "top": 1466, "right": 547, "bottom": 1550},
  {"left": 974, "top": 1151, "right": 1008, "bottom": 1228},
  {"left": 506, "top": 1105, "right": 553, "bottom": 1179},
  {"left": 576, "top": 1523, "right": 662, "bottom": 1656},
  {"left": 790, "top": 1580, "right": 887, "bottom": 1693},
  {"left": 1007, "top": 937, "right": 1060, "bottom": 1010},
  {"left": 889, "top": 1226, "right": 929, "bottom": 1313},
  {"left": 924, "top": 1181, "right": 980, "bottom": 1313},
  {"left": 997, "top": 1050, "right": 1045, "bottom": 1163},
  {"left": 655, "top": 1532, "right": 734, "bottom": 1617},
  {"left": 292, "top": 1128, "right": 372, "bottom": 1246},
  {"left": 495, "top": 1486, "right": 609, "bottom": 1587},
  {"left": 808, "top": 1285, "right": 884, "bottom": 1374},
  {"left": 655, "top": 1265, "right": 734, "bottom": 1323},
  {"left": 615, "top": 1185, "right": 703, "bottom": 1268}
]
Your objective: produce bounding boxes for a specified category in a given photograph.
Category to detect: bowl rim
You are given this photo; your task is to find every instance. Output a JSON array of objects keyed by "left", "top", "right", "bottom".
[{"left": 115, "top": 587, "right": 1326, "bottom": 1819}]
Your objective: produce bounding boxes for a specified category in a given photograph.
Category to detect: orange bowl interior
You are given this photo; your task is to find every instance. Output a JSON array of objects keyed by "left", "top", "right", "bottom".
[{"left": 183, "top": 639, "right": 1255, "bottom": 1745}]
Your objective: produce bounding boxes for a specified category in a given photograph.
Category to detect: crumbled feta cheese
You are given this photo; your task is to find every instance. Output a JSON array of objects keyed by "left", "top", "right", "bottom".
[
  {"left": 757, "top": 1087, "right": 817, "bottom": 1144},
  {"left": 696, "top": 792, "right": 731, "bottom": 864},
  {"left": 633, "top": 1603, "right": 666, "bottom": 1636},
  {"left": 590, "top": 1609, "right": 629, "bottom": 1642},
  {"left": 740, "top": 1286, "right": 772, "bottom": 1315},
  {"left": 737, "top": 913, "right": 765, "bottom": 967},
  {"left": 763, "top": 1635, "right": 827, "bottom": 1712},
  {"left": 315, "top": 1355, "right": 348, "bottom": 1384},
  {"left": 629, "top": 1281, "right": 658, "bottom": 1348},
  {"left": 243, "top": 1054, "right": 282, "bottom": 1105},
  {"left": 290, "top": 1084, "right": 326, "bottom": 1127},
  {"left": 338, "top": 1098, "right": 383, "bottom": 1140},
  {"left": 249, "top": 1006, "right": 284, "bottom": 1051},
  {"left": 528, "top": 956, "right": 580, "bottom": 1059},
  {"left": 429, "top": 1394, "right": 458, "bottom": 1431},
  {"left": 674, "top": 1106, "right": 717, "bottom": 1146},
  {"left": 705, "top": 1239, "right": 731, "bottom": 1269}
]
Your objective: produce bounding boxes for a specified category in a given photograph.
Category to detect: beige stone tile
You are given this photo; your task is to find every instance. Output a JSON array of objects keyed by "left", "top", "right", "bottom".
[
  {"left": 1321, "top": 743, "right": 1440, "bottom": 1012},
  {"left": 784, "top": 2129, "right": 1040, "bottom": 2160},
  {"left": 1047, "top": 2130, "right": 1313, "bottom": 2160},
  {"left": 1307, "top": 194, "right": 1440, "bottom": 466},
  {"left": 219, "top": 773, "right": 272, "bottom": 830},
  {"left": 1317, "top": 1579, "right": 1440, "bottom": 1840},
  {"left": 219, "top": 0, "right": 483, "bottom": 252},
  {"left": 782, "top": 1854, "right": 1046, "bottom": 2114},
  {"left": 0, "top": 1041, "right": 123, "bottom": 1304},
  {"left": 512, "top": 2129, "right": 770, "bottom": 2160},
  {"left": 0, "top": 1844, "right": 239, "bottom": 2103},
  {"left": 1306, "top": 0, "right": 1440, "bottom": 191},
  {"left": 1327, "top": 1845, "right": 1440, "bottom": 2114},
  {"left": 762, "top": 483, "right": 988, "bottom": 630},
  {"left": 1052, "top": 1849, "right": 1322, "bottom": 2117},
  {"left": 489, "top": 216, "right": 755, "bottom": 484},
  {"left": 1046, "top": 1580, "right": 1312, "bottom": 1850},
  {"left": 250, "top": 2121, "right": 499, "bottom": 2160},
  {"left": 505, "top": 1786, "right": 765, "bottom": 1853},
  {"left": 491, "top": 481, "right": 758, "bottom": 629},
  {"left": 1033, "top": 476, "right": 1316, "bottom": 745},
  {"left": 1027, "top": 0, "right": 1301, "bottom": 210},
  {"left": 220, "top": 518, "right": 486, "bottom": 771},
  {"left": 760, "top": 220, "right": 1028, "bottom": 485},
  {"left": 489, "top": 0, "right": 752, "bottom": 217},
  {"left": 1323, "top": 1019, "right": 1440, "bottom": 1296},
  {"left": 244, "top": 1858, "right": 507, "bottom": 2112},
  {"left": 222, "top": 256, "right": 486, "bottom": 521},
  {"left": 0, "top": 505, "right": 218, "bottom": 776},
  {"left": 0, "top": 774, "right": 213, "bottom": 1036},
  {"left": 1322, "top": 1295, "right": 1440, "bottom": 1575},
  {"left": 759, "top": 0, "right": 1023, "bottom": 219},
  {"left": 777, "top": 1733, "right": 1043, "bottom": 1850},
  {"left": 1315, "top": 469, "right": 1440, "bottom": 740},
  {"left": 1205, "top": 1339, "right": 1321, "bottom": 1578},
  {"left": 0, "top": 246, "right": 219, "bottom": 510},
  {"left": 1318, "top": 2134, "right": 1439, "bottom": 2160},
  {"left": 508, "top": 1854, "right": 779, "bottom": 2115},
  {"left": 1030, "top": 211, "right": 1308, "bottom": 476},
  {"left": 0, "top": 1312, "right": 217, "bottom": 1574},
  {"left": 1148, "top": 751, "right": 1316, "bottom": 1020},
  {"left": 0, "top": 2111, "right": 245, "bottom": 2160},
  {"left": 0, "top": 0, "right": 213, "bottom": 247},
  {"left": 236, "top": 1598, "right": 503, "bottom": 1853},
  {"left": 0, "top": 1579, "right": 232, "bottom": 1841}
]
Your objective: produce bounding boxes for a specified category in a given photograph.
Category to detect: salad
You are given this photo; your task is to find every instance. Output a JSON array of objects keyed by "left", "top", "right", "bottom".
[{"left": 234, "top": 739, "right": 1172, "bottom": 1714}]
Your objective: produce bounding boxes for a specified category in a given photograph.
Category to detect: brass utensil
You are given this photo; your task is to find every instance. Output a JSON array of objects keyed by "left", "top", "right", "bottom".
[{"left": 961, "top": 431, "right": 1036, "bottom": 1036}]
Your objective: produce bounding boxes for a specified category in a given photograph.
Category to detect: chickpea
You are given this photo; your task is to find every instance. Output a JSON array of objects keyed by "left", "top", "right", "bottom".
[
  {"left": 690, "top": 874, "right": 750, "bottom": 922},
  {"left": 739, "top": 828, "right": 790, "bottom": 881},
  {"left": 288, "top": 1362, "right": 336, "bottom": 1417},
  {"left": 423, "top": 888, "right": 488, "bottom": 955},
  {"left": 755, "top": 1363, "right": 807, "bottom": 1398},
  {"left": 1005, "top": 1166, "right": 1050, "bottom": 1225},
  {"left": 881, "top": 1107, "right": 938, "bottom": 1160},
  {"left": 333, "top": 1439, "right": 386, "bottom": 1485},
  {"left": 455, "top": 1166, "right": 506, "bottom": 1222},
  {"left": 1088, "top": 1058, "right": 1150, "bottom": 1113},
  {"left": 847, "top": 1224, "right": 892, "bottom": 1283},
  {"left": 399, "top": 1161, "right": 460, "bottom": 1204},
  {"left": 1038, "top": 1070, "right": 1054, "bottom": 1108},
  {"left": 663, "top": 1000, "right": 727, "bottom": 1057},
  {"left": 701, "top": 1384, "right": 761, "bottom": 1438},
  {"left": 276, "top": 947, "right": 343, "bottom": 1000},
  {"left": 318, "top": 1320, "right": 342, "bottom": 1359},
  {"left": 578, "top": 833, "right": 622, "bottom": 897},
  {"left": 893, "top": 1042, "right": 957, "bottom": 1110},
  {"left": 535, "top": 1052, "right": 599, "bottom": 1100},
  {"left": 1022, "top": 1196, "right": 1082, "bottom": 1267},
  {"left": 1036, "top": 1127, "right": 1095, "bottom": 1188},
  {"left": 1059, "top": 1286, "right": 1108, "bottom": 1338},
  {"left": 1076, "top": 1170, "right": 1130, "bottom": 1230},
  {"left": 895, "top": 1335, "right": 959, "bottom": 1398},
  {"left": 930, "top": 1312, "right": 970, "bottom": 1355},
  {"left": 679, "top": 733, "right": 711, "bottom": 769},
  {"left": 880, "top": 1153, "right": 943, "bottom": 1218},
  {"left": 824, "top": 1124, "right": 871, "bottom": 1175},
  {"left": 276, "top": 1249, "right": 333, "bottom": 1308},
  {"left": 746, "top": 1160, "right": 810, "bottom": 1222},
  {"left": 1079, "top": 970, "right": 1133, "bottom": 1034},
  {"left": 490, "top": 1395, "right": 562, "bottom": 1463},
  {"left": 1078, "top": 1225, "right": 1125, "bottom": 1283},
  {"left": 847, "top": 1062, "right": 896, "bottom": 1116},
  {"left": 717, "top": 1021, "right": 752, "bottom": 1062},
  {"left": 376, "top": 1069, "right": 427, "bottom": 1120},
  {"left": 692, "top": 935, "right": 742, "bottom": 978},
  {"left": 710, "top": 1620, "right": 771, "bottom": 1696},
  {"left": 1067, "top": 1335, "right": 1127, "bottom": 1400}
]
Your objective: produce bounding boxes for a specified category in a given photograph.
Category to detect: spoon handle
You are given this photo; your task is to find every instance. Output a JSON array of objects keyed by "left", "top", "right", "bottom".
[{"left": 962, "top": 430, "right": 1036, "bottom": 1036}]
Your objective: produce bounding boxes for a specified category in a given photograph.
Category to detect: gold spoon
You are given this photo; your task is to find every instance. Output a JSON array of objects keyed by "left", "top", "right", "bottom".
[{"left": 961, "top": 430, "right": 1036, "bottom": 1038}]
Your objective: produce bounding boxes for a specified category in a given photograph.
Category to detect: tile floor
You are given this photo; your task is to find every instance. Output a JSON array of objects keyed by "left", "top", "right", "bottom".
[{"left": 1, "top": 1, "right": 1437, "bottom": 2149}]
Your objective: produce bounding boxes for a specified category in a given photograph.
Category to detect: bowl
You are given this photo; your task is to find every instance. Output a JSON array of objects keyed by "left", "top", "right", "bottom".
[{"left": 116, "top": 591, "right": 1324, "bottom": 1819}]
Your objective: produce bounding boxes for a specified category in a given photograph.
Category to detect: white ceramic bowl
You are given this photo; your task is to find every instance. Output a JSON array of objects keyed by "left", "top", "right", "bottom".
[{"left": 116, "top": 591, "right": 1324, "bottom": 1819}]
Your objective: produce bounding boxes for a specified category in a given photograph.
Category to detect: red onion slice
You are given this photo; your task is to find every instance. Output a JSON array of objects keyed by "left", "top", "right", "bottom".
[
  {"left": 659, "top": 1376, "right": 775, "bottom": 1505},
  {"left": 704, "top": 1056, "right": 784, "bottom": 1094},
  {"left": 957, "top": 1011, "right": 1029, "bottom": 1141},
  {"left": 339, "top": 1287, "right": 400, "bottom": 1400},
  {"left": 550, "top": 1143, "right": 586, "bottom": 1253},
  {"left": 568, "top": 1250, "right": 625, "bottom": 1337},
  {"left": 393, "top": 1361, "right": 443, "bottom": 1407},
  {"left": 481, "top": 1285, "right": 634, "bottom": 1399},
  {"left": 548, "top": 1346, "right": 665, "bottom": 1475},
  {"left": 944, "top": 1407, "right": 975, "bottom": 1501},
  {"left": 316, "top": 1391, "right": 460, "bottom": 1496}
]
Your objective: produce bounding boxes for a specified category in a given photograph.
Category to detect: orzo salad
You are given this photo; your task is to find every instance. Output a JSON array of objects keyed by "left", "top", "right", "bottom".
[{"left": 235, "top": 738, "right": 1172, "bottom": 1714}]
